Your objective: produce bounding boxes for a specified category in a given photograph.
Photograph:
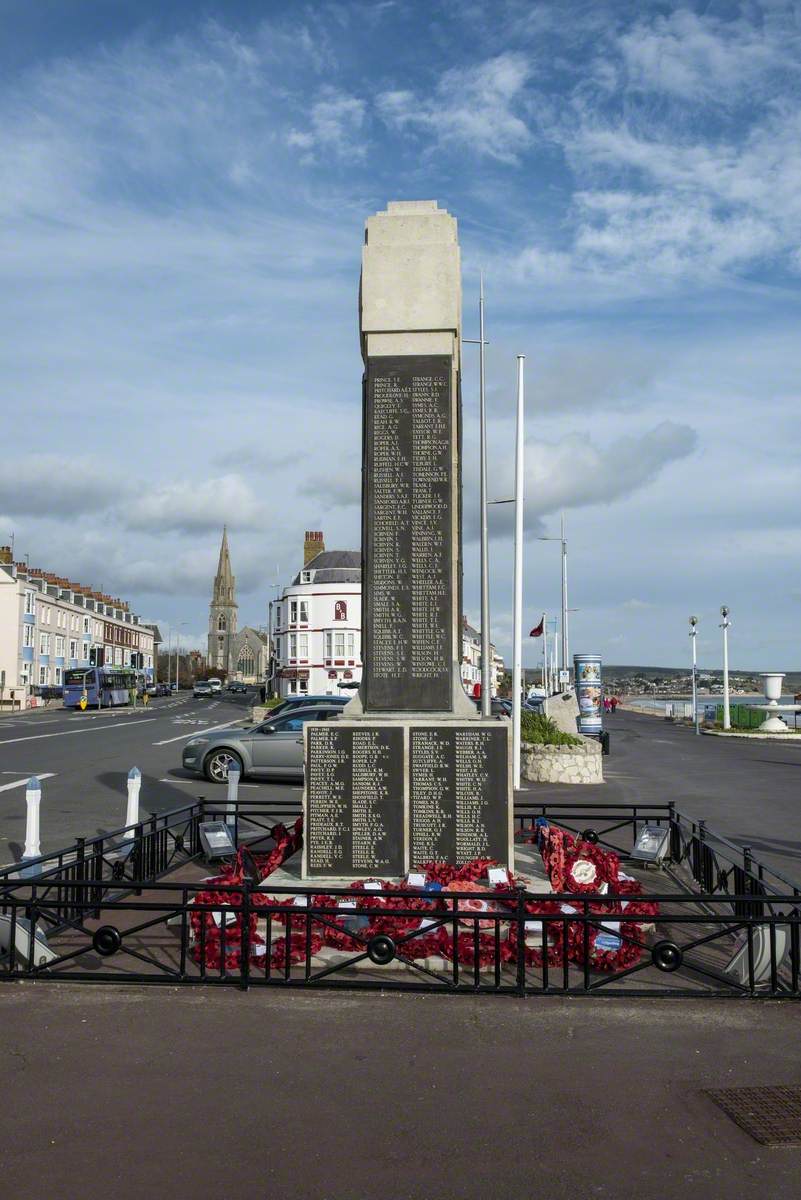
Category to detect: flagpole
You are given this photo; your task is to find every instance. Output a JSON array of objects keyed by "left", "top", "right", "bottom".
[{"left": 512, "top": 355, "right": 525, "bottom": 791}]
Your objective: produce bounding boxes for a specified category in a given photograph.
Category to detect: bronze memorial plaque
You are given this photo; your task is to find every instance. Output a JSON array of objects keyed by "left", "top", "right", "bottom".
[{"left": 363, "top": 356, "right": 452, "bottom": 712}]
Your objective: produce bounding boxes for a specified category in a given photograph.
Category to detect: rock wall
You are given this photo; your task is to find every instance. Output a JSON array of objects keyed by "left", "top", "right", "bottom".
[{"left": 521, "top": 738, "right": 603, "bottom": 785}]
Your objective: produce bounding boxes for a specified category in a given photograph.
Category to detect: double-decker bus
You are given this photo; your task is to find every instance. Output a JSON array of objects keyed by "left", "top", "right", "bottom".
[{"left": 63, "top": 667, "right": 139, "bottom": 709}]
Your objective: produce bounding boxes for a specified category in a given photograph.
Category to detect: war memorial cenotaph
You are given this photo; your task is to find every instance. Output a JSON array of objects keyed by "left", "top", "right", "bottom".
[{"left": 302, "top": 201, "right": 512, "bottom": 880}]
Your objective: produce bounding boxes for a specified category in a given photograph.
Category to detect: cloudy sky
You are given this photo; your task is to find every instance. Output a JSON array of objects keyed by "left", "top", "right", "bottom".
[{"left": 2, "top": 0, "right": 800, "bottom": 669}]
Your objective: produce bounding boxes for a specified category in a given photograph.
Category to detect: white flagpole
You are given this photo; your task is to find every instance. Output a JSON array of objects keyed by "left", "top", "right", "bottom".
[{"left": 512, "top": 356, "right": 525, "bottom": 790}]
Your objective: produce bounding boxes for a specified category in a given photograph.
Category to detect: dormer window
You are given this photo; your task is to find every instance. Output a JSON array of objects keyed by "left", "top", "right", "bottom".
[{"left": 301, "top": 571, "right": 313, "bottom": 584}]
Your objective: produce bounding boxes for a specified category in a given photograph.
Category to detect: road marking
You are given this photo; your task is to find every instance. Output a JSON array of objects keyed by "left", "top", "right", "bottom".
[
  {"left": 0, "top": 719, "right": 157, "bottom": 746},
  {"left": 0, "top": 773, "right": 56, "bottom": 793},
  {"left": 152, "top": 720, "right": 246, "bottom": 746}
]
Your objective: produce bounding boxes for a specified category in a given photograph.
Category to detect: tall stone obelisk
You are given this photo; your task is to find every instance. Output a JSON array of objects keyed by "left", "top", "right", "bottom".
[{"left": 303, "top": 202, "right": 512, "bottom": 879}]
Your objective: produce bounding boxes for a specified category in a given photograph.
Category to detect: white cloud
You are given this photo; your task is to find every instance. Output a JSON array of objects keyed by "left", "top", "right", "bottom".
[
  {"left": 378, "top": 53, "right": 532, "bottom": 163},
  {"left": 287, "top": 89, "right": 367, "bottom": 160},
  {"left": 124, "top": 475, "right": 268, "bottom": 534}
]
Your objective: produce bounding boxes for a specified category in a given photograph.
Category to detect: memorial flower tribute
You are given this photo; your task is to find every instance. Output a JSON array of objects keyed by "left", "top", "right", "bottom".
[{"left": 189, "top": 817, "right": 657, "bottom": 976}]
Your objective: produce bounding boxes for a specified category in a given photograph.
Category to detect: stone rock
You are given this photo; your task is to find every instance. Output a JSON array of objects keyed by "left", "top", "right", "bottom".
[{"left": 520, "top": 738, "right": 603, "bottom": 785}]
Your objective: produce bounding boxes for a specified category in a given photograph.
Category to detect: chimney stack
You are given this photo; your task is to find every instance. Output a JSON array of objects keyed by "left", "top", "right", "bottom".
[
  {"left": 304, "top": 530, "right": 325, "bottom": 566},
  {"left": 0, "top": 546, "right": 11, "bottom": 565}
]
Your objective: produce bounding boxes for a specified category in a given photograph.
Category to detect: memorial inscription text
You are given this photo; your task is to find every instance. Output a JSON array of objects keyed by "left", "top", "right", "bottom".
[
  {"left": 364, "top": 356, "right": 452, "bottom": 711},
  {"left": 408, "top": 725, "right": 510, "bottom": 866},
  {"left": 305, "top": 725, "right": 404, "bottom": 876}
]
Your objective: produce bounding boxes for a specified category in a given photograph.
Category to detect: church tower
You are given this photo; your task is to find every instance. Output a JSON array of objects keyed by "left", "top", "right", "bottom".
[{"left": 208, "top": 526, "right": 238, "bottom": 674}]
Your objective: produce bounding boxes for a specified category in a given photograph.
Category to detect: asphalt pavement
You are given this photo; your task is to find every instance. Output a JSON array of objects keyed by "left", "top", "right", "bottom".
[{"left": 0, "top": 690, "right": 300, "bottom": 864}]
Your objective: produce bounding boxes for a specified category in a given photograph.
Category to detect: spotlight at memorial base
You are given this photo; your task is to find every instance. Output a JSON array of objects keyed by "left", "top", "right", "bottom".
[
  {"left": 630, "top": 824, "right": 670, "bottom": 864},
  {"left": 199, "top": 820, "right": 237, "bottom": 861},
  {"left": 0, "top": 914, "right": 57, "bottom": 969},
  {"left": 725, "top": 925, "right": 789, "bottom": 987}
]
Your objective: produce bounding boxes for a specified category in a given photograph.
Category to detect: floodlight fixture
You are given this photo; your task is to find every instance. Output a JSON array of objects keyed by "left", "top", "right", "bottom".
[
  {"left": 199, "top": 820, "right": 237, "bottom": 861},
  {"left": 725, "top": 925, "right": 789, "bottom": 988},
  {"left": 630, "top": 824, "right": 670, "bottom": 864}
]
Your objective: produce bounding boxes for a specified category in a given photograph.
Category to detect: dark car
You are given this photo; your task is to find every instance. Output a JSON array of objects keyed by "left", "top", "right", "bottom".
[
  {"left": 262, "top": 695, "right": 350, "bottom": 722},
  {"left": 227, "top": 682, "right": 248, "bottom": 693},
  {"left": 182, "top": 705, "right": 343, "bottom": 782}
]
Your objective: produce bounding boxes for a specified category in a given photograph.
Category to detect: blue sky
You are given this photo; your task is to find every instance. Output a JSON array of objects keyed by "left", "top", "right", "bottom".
[{"left": 2, "top": 1, "right": 800, "bottom": 669}]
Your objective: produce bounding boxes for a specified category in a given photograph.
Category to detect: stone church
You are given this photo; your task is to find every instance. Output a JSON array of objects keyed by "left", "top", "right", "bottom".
[{"left": 207, "top": 528, "right": 270, "bottom": 683}]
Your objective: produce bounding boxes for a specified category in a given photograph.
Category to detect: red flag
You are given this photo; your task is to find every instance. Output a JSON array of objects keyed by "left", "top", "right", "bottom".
[{"left": 529, "top": 614, "right": 545, "bottom": 638}]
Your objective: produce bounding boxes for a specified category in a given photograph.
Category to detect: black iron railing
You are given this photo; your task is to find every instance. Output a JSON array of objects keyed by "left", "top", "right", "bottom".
[{"left": 1, "top": 796, "right": 799, "bottom": 998}]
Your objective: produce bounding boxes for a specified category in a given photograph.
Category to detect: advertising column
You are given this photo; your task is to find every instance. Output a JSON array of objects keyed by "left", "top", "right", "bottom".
[{"left": 574, "top": 653, "right": 602, "bottom": 736}]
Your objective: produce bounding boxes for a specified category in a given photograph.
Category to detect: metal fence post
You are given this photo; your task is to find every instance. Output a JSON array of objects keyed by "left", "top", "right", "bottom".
[
  {"left": 516, "top": 886, "right": 527, "bottom": 996},
  {"left": 240, "top": 881, "right": 251, "bottom": 991}
]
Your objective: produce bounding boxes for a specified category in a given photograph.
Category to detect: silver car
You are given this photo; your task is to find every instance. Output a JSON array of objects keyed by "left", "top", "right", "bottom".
[{"left": 182, "top": 705, "right": 342, "bottom": 782}]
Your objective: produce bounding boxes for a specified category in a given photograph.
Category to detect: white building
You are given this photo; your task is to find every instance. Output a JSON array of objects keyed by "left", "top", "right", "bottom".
[
  {"left": 272, "top": 532, "right": 362, "bottom": 698},
  {"left": 0, "top": 546, "right": 155, "bottom": 703},
  {"left": 460, "top": 617, "right": 504, "bottom": 700}
]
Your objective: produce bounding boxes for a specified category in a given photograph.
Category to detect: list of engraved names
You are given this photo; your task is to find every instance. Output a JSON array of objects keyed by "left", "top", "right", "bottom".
[
  {"left": 305, "top": 726, "right": 404, "bottom": 876},
  {"left": 409, "top": 726, "right": 510, "bottom": 866},
  {"left": 365, "top": 357, "right": 452, "bottom": 711}
]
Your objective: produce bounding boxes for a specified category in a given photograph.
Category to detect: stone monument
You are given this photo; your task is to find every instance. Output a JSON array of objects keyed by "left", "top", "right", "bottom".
[{"left": 302, "top": 201, "right": 513, "bottom": 879}]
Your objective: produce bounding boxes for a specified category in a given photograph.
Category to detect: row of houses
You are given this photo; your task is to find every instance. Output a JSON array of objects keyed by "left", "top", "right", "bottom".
[{"left": 0, "top": 547, "right": 156, "bottom": 701}]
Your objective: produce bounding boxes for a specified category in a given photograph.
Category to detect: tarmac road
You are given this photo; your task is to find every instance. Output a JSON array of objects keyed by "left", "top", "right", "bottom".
[{"left": 0, "top": 690, "right": 300, "bottom": 864}]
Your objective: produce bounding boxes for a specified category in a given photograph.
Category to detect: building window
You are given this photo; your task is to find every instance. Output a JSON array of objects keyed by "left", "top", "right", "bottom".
[
  {"left": 23, "top": 624, "right": 34, "bottom": 648},
  {"left": 55, "top": 636, "right": 65, "bottom": 657},
  {"left": 274, "top": 605, "right": 281, "bottom": 628},
  {"left": 238, "top": 646, "right": 255, "bottom": 677},
  {"left": 83, "top": 616, "right": 90, "bottom": 634},
  {"left": 218, "top": 615, "right": 226, "bottom": 632},
  {"left": 301, "top": 571, "right": 312, "bottom": 584},
  {"left": 114, "top": 647, "right": 122, "bottom": 665},
  {"left": 298, "top": 633, "right": 309, "bottom": 658},
  {"left": 299, "top": 600, "right": 309, "bottom": 624},
  {"left": 324, "top": 631, "right": 333, "bottom": 658},
  {"left": 347, "top": 632, "right": 355, "bottom": 657},
  {"left": 39, "top": 665, "right": 48, "bottom": 685},
  {"left": 40, "top": 633, "right": 50, "bottom": 655},
  {"left": 289, "top": 600, "right": 298, "bottom": 624},
  {"left": 334, "top": 630, "right": 345, "bottom": 657},
  {"left": 69, "top": 640, "right": 77, "bottom": 659},
  {"left": 54, "top": 667, "right": 62, "bottom": 684},
  {"left": 288, "top": 633, "right": 297, "bottom": 659},
  {"left": 24, "top": 591, "right": 35, "bottom": 615}
]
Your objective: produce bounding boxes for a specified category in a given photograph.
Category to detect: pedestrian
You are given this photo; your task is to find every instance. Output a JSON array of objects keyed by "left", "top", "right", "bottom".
[{"left": 610, "top": 695, "right": 619, "bottom": 714}]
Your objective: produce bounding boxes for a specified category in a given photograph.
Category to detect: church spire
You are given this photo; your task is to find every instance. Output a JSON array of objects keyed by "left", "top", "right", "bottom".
[{"left": 213, "top": 526, "right": 237, "bottom": 607}]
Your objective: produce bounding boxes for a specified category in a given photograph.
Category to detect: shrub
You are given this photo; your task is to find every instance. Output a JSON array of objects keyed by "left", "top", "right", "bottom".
[{"left": 520, "top": 711, "right": 583, "bottom": 747}]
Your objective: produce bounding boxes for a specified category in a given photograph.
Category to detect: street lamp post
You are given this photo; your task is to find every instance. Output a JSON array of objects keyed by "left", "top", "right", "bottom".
[
  {"left": 538, "top": 514, "right": 569, "bottom": 684},
  {"left": 174, "top": 621, "right": 187, "bottom": 692},
  {"left": 689, "top": 616, "right": 699, "bottom": 735},
  {"left": 720, "top": 606, "right": 731, "bottom": 730},
  {"left": 463, "top": 275, "right": 491, "bottom": 716}
]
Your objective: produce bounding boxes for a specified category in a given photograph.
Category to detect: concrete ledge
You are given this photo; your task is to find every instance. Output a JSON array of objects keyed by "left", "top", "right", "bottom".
[
  {"left": 703, "top": 729, "right": 801, "bottom": 741},
  {"left": 521, "top": 738, "right": 603, "bottom": 784}
]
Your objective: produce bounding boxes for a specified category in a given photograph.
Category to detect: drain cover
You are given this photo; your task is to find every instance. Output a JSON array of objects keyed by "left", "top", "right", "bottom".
[{"left": 705, "top": 1087, "right": 801, "bottom": 1146}]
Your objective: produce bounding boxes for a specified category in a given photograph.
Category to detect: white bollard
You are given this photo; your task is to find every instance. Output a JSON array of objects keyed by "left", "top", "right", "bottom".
[
  {"left": 22, "top": 776, "right": 42, "bottom": 862},
  {"left": 124, "top": 766, "right": 141, "bottom": 839},
  {"left": 226, "top": 764, "right": 240, "bottom": 833}
]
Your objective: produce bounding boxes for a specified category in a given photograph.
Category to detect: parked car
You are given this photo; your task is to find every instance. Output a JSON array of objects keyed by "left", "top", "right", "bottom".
[
  {"left": 193, "top": 680, "right": 213, "bottom": 698},
  {"left": 207, "top": 677, "right": 222, "bottom": 694},
  {"left": 227, "top": 682, "right": 248, "bottom": 693},
  {"left": 154, "top": 682, "right": 170, "bottom": 696},
  {"left": 145, "top": 684, "right": 158, "bottom": 697},
  {"left": 182, "top": 705, "right": 342, "bottom": 782},
  {"left": 261, "top": 695, "right": 350, "bottom": 721}
]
